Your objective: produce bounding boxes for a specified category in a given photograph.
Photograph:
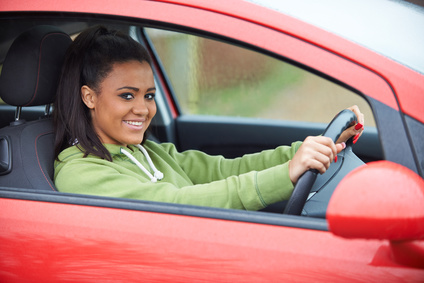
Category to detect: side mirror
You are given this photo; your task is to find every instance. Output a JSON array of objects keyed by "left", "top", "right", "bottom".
[{"left": 327, "top": 161, "right": 424, "bottom": 268}]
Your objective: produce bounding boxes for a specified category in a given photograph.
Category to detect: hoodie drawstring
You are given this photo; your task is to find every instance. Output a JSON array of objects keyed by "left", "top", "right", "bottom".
[{"left": 120, "top": 145, "right": 164, "bottom": 182}]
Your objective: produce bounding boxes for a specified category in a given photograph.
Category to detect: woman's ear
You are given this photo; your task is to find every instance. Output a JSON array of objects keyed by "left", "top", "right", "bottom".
[{"left": 81, "top": 85, "right": 96, "bottom": 109}]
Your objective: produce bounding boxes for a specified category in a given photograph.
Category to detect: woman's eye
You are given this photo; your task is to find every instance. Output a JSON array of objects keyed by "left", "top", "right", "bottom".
[
  {"left": 119, "top": 93, "right": 134, "bottom": 100},
  {"left": 145, "top": 93, "right": 156, "bottom": 100}
]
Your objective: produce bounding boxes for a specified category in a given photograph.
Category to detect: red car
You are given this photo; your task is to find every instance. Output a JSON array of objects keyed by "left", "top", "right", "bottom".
[{"left": 1, "top": 0, "right": 424, "bottom": 281}]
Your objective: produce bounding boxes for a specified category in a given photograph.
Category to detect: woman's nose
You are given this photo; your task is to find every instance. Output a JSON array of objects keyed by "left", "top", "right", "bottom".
[{"left": 132, "top": 99, "right": 149, "bottom": 115}]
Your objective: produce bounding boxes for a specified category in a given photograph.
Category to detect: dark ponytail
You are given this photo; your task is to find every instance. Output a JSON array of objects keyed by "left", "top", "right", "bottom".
[{"left": 54, "top": 25, "right": 153, "bottom": 161}]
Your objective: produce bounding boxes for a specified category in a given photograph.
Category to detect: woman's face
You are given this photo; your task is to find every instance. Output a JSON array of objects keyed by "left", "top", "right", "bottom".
[{"left": 81, "top": 60, "right": 156, "bottom": 147}]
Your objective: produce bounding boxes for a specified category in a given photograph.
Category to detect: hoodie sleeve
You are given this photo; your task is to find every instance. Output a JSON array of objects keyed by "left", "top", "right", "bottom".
[
  {"left": 55, "top": 156, "right": 295, "bottom": 211},
  {"left": 152, "top": 140, "right": 302, "bottom": 185}
]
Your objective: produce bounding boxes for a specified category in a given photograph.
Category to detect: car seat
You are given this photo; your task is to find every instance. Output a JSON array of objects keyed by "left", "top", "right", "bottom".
[{"left": 0, "top": 25, "right": 72, "bottom": 190}]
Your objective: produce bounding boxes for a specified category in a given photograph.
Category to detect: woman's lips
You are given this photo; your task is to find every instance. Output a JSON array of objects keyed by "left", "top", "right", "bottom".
[
  {"left": 124, "top": 120, "right": 143, "bottom": 126},
  {"left": 123, "top": 120, "right": 144, "bottom": 130}
]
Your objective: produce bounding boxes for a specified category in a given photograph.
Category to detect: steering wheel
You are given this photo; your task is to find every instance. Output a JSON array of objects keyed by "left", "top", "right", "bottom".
[{"left": 283, "top": 109, "right": 358, "bottom": 215}]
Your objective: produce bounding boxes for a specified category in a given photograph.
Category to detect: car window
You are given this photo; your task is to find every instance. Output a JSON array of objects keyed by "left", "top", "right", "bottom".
[{"left": 145, "top": 28, "right": 375, "bottom": 126}]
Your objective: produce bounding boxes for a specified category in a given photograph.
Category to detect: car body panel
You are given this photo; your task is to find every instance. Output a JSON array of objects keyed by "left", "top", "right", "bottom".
[{"left": 2, "top": 197, "right": 424, "bottom": 282}]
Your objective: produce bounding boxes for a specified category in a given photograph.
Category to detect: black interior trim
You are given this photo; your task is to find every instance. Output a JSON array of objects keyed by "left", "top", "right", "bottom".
[
  {"left": 404, "top": 114, "right": 424, "bottom": 176},
  {"left": 0, "top": 136, "right": 11, "bottom": 175},
  {"left": 176, "top": 115, "right": 382, "bottom": 160},
  {"left": 367, "top": 97, "right": 418, "bottom": 174}
]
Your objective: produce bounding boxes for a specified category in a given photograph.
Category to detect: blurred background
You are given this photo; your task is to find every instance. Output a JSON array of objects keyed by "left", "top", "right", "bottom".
[{"left": 146, "top": 28, "right": 375, "bottom": 126}]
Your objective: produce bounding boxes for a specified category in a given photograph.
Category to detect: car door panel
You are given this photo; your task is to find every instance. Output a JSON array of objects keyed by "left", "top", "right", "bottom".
[{"left": 2, "top": 195, "right": 423, "bottom": 281}]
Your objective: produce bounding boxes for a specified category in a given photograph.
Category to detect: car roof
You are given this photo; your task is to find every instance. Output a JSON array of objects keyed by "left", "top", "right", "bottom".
[
  {"left": 247, "top": 0, "right": 424, "bottom": 75},
  {"left": 2, "top": 0, "right": 423, "bottom": 75}
]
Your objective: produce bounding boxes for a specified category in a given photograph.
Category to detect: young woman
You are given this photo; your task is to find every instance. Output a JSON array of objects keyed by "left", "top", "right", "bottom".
[{"left": 54, "top": 26, "right": 364, "bottom": 210}]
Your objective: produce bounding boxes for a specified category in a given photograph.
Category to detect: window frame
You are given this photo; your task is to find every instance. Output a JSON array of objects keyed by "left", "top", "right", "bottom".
[{"left": 0, "top": 7, "right": 418, "bottom": 227}]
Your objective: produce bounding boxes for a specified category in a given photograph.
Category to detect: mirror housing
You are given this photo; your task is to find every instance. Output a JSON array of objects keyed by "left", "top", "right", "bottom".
[{"left": 327, "top": 161, "right": 424, "bottom": 241}]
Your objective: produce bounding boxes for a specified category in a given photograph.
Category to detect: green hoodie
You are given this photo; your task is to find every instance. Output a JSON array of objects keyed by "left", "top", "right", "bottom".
[{"left": 54, "top": 140, "right": 301, "bottom": 210}]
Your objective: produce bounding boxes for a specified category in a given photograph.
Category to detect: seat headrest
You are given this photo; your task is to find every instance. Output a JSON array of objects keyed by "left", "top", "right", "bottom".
[{"left": 0, "top": 25, "right": 72, "bottom": 107}]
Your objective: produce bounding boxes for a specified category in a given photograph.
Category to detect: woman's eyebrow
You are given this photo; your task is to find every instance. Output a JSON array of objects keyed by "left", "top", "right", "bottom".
[
  {"left": 117, "top": 86, "right": 139, "bottom": 91},
  {"left": 116, "top": 86, "right": 156, "bottom": 92}
]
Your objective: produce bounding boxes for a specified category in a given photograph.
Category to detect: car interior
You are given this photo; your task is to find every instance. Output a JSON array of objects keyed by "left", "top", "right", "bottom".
[
  {"left": 0, "top": 25, "right": 72, "bottom": 190},
  {"left": 0, "top": 19, "right": 382, "bottom": 218}
]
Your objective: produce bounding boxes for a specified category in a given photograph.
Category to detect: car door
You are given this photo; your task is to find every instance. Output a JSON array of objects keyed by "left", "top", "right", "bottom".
[
  {"left": 1, "top": 0, "right": 423, "bottom": 281},
  {"left": 4, "top": 191, "right": 424, "bottom": 282}
]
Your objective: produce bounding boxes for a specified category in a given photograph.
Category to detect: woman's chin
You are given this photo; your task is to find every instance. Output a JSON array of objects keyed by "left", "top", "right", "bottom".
[{"left": 125, "top": 136, "right": 144, "bottom": 146}]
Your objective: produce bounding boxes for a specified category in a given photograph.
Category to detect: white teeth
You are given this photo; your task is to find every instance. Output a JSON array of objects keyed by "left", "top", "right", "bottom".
[{"left": 125, "top": 121, "right": 143, "bottom": 126}]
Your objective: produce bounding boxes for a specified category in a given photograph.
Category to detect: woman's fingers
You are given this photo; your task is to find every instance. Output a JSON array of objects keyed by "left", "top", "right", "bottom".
[
  {"left": 348, "top": 105, "right": 364, "bottom": 126},
  {"left": 336, "top": 142, "right": 346, "bottom": 153},
  {"left": 289, "top": 136, "right": 338, "bottom": 183},
  {"left": 336, "top": 105, "right": 365, "bottom": 144}
]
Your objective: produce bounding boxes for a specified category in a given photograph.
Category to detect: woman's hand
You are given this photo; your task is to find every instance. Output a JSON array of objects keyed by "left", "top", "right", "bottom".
[
  {"left": 288, "top": 105, "right": 364, "bottom": 184},
  {"left": 289, "top": 136, "right": 346, "bottom": 184},
  {"left": 336, "top": 105, "right": 364, "bottom": 144}
]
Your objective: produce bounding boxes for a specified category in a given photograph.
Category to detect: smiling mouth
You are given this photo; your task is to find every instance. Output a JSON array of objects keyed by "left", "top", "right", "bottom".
[{"left": 124, "top": 120, "right": 143, "bottom": 126}]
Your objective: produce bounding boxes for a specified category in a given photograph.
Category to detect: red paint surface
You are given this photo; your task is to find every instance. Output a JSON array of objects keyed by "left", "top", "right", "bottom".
[
  {"left": 1, "top": 198, "right": 424, "bottom": 281},
  {"left": 328, "top": 161, "right": 424, "bottom": 270},
  {"left": 328, "top": 161, "right": 424, "bottom": 240}
]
